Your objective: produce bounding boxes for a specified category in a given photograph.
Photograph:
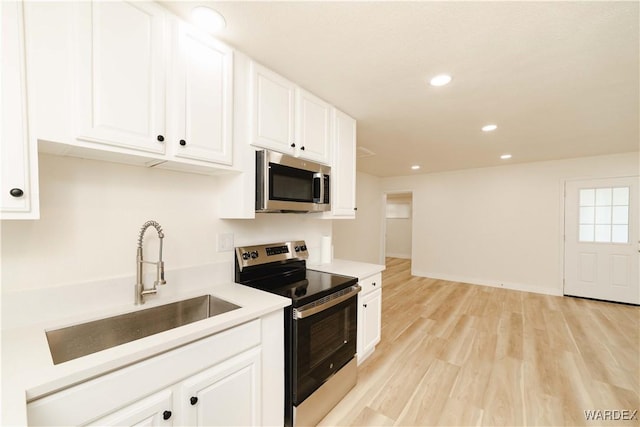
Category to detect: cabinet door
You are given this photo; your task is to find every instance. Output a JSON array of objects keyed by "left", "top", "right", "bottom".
[
  {"left": 331, "top": 109, "right": 357, "bottom": 217},
  {"left": 1, "top": 0, "right": 39, "bottom": 219},
  {"left": 87, "top": 389, "right": 174, "bottom": 426},
  {"left": 180, "top": 347, "right": 262, "bottom": 426},
  {"left": 250, "top": 61, "right": 296, "bottom": 154},
  {"left": 295, "top": 88, "right": 331, "bottom": 164},
  {"left": 76, "top": 0, "right": 166, "bottom": 154},
  {"left": 171, "top": 23, "right": 233, "bottom": 165},
  {"left": 358, "top": 288, "right": 382, "bottom": 364}
]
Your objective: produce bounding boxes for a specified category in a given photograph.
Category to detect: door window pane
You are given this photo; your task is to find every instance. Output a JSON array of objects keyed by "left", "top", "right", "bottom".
[
  {"left": 595, "top": 207, "right": 612, "bottom": 224},
  {"left": 612, "top": 206, "right": 629, "bottom": 224},
  {"left": 595, "top": 225, "right": 612, "bottom": 242},
  {"left": 579, "top": 225, "right": 595, "bottom": 242},
  {"left": 579, "top": 207, "right": 595, "bottom": 224},
  {"left": 613, "top": 187, "right": 629, "bottom": 205},
  {"left": 580, "top": 189, "right": 595, "bottom": 206},
  {"left": 595, "top": 188, "right": 612, "bottom": 206},
  {"left": 612, "top": 225, "right": 629, "bottom": 243},
  {"left": 577, "top": 186, "right": 629, "bottom": 244}
]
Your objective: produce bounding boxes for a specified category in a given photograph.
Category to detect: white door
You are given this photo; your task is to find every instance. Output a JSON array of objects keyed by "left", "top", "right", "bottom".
[
  {"left": 76, "top": 0, "right": 166, "bottom": 153},
  {"left": 564, "top": 177, "right": 639, "bottom": 304},
  {"left": 87, "top": 389, "right": 174, "bottom": 426},
  {"left": 250, "top": 61, "right": 296, "bottom": 154},
  {"left": 172, "top": 23, "right": 233, "bottom": 165},
  {"left": 295, "top": 88, "right": 331, "bottom": 164},
  {"left": 180, "top": 347, "right": 261, "bottom": 426},
  {"left": 330, "top": 109, "right": 357, "bottom": 217}
]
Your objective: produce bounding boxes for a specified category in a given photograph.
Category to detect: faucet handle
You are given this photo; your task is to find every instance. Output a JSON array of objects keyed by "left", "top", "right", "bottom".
[{"left": 155, "top": 261, "right": 167, "bottom": 286}]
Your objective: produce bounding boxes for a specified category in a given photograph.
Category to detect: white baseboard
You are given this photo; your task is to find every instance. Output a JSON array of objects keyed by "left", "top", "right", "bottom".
[
  {"left": 385, "top": 252, "right": 411, "bottom": 259},
  {"left": 411, "top": 269, "right": 562, "bottom": 297}
]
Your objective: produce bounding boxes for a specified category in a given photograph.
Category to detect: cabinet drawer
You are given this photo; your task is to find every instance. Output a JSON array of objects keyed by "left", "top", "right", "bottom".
[
  {"left": 27, "top": 320, "right": 260, "bottom": 426},
  {"left": 359, "top": 273, "right": 382, "bottom": 296}
]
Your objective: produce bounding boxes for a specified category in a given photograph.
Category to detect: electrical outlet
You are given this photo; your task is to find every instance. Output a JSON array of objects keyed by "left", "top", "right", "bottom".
[{"left": 217, "top": 232, "right": 234, "bottom": 252}]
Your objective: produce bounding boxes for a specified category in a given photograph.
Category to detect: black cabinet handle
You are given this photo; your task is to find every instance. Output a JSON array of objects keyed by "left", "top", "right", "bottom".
[
  {"left": 363, "top": 304, "right": 367, "bottom": 308},
  {"left": 157, "top": 135, "right": 165, "bottom": 142},
  {"left": 290, "top": 143, "right": 296, "bottom": 148},
  {"left": 190, "top": 396, "right": 198, "bottom": 405},
  {"left": 300, "top": 146, "right": 305, "bottom": 151},
  {"left": 179, "top": 139, "right": 186, "bottom": 146},
  {"left": 162, "top": 410, "right": 172, "bottom": 420},
  {"left": 354, "top": 207, "right": 358, "bottom": 211},
  {"left": 9, "top": 188, "right": 24, "bottom": 198},
  {"left": 372, "top": 282, "right": 377, "bottom": 287}
]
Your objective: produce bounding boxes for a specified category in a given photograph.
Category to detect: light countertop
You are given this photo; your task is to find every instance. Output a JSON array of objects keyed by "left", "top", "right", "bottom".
[
  {"left": 1, "top": 282, "right": 290, "bottom": 426},
  {"left": 308, "top": 258, "right": 385, "bottom": 280}
]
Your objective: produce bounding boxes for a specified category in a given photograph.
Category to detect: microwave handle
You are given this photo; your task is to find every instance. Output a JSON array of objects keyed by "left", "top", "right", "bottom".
[{"left": 313, "top": 172, "right": 324, "bottom": 204}]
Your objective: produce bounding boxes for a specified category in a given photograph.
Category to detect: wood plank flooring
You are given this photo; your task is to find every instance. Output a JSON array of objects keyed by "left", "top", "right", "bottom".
[{"left": 319, "top": 258, "right": 640, "bottom": 426}]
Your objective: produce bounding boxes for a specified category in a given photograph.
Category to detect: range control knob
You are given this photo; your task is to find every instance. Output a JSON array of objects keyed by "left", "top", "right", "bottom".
[
  {"left": 301, "top": 245, "right": 307, "bottom": 251},
  {"left": 294, "top": 246, "right": 301, "bottom": 252},
  {"left": 242, "top": 252, "right": 251, "bottom": 260},
  {"left": 250, "top": 251, "right": 259, "bottom": 259}
]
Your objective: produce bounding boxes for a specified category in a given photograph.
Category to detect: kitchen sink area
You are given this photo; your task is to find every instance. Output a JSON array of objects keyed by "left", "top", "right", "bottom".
[{"left": 46, "top": 295, "right": 241, "bottom": 365}]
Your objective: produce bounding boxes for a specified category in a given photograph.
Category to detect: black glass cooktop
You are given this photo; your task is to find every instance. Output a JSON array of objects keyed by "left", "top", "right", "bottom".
[{"left": 272, "top": 269, "right": 357, "bottom": 307}]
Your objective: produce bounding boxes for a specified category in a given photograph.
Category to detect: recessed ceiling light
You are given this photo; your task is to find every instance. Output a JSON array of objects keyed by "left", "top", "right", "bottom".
[
  {"left": 482, "top": 124, "right": 498, "bottom": 132},
  {"left": 429, "top": 74, "right": 452, "bottom": 87},
  {"left": 191, "top": 6, "right": 226, "bottom": 33},
  {"left": 500, "top": 154, "right": 512, "bottom": 160},
  {"left": 411, "top": 165, "right": 421, "bottom": 170}
]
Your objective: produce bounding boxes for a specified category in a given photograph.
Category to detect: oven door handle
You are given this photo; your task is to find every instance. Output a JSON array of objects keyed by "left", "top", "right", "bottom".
[{"left": 294, "top": 285, "right": 361, "bottom": 319}]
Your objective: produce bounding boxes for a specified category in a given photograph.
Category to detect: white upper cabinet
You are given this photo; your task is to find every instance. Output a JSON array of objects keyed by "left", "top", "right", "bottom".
[
  {"left": 76, "top": 0, "right": 167, "bottom": 154},
  {"left": 249, "top": 61, "right": 332, "bottom": 164},
  {"left": 250, "top": 61, "right": 296, "bottom": 155},
  {"left": 329, "top": 109, "right": 357, "bottom": 218},
  {"left": 1, "top": 0, "right": 39, "bottom": 219},
  {"left": 295, "top": 88, "right": 332, "bottom": 164},
  {"left": 25, "top": 0, "right": 235, "bottom": 173},
  {"left": 169, "top": 22, "right": 233, "bottom": 165}
]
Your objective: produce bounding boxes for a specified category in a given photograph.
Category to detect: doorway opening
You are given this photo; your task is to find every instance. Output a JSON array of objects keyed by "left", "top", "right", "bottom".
[{"left": 383, "top": 192, "right": 413, "bottom": 263}]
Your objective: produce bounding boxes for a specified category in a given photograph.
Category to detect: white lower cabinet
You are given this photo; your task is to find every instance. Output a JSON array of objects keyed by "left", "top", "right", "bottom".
[
  {"left": 27, "top": 315, "right": 281, "bottom": 427},
  {"left": 90, "top": 389, "right": 175, "bottom": 426},
  {"left": 179, "top": 347, "right": 261, "bottom": 426},
  {"left": 357, "top": 273, "right": 382, "bottom": 365}
]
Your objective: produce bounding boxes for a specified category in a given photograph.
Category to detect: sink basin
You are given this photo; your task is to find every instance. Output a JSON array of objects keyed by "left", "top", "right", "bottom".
[{"left": 46, "top": 295, "right": 241, "bottom": 365}]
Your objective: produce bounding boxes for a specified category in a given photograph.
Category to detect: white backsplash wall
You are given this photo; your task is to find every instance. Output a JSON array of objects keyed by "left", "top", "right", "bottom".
[{"left": 1, "top": 153, "right": 331, "bottom": 295}]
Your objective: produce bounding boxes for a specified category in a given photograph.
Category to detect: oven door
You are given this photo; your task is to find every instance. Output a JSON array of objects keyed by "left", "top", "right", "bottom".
[{"left": 292, "top": 286, "right": 359, "bottom": 405}]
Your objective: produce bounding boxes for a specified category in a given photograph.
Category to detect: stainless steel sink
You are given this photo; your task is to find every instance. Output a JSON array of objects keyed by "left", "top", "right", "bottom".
[{"left": 46, "top": 295, "right": 241, "bottom": 365}]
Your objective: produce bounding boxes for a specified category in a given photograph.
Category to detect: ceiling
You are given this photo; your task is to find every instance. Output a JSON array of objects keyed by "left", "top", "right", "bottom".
[{"left": 162, "top": 1, "right": 639, "bottom": 177}]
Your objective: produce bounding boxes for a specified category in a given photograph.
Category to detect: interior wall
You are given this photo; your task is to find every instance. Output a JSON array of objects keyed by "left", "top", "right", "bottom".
[
  {"left": 333, "top": 171, "right": 384, "bottom": 264},
  {"left": 381, "top": 152, "right": 639, "bottom": 295},
  {"left": 385, "top": 193, "right": 412, "bottom": 259},
  {"left": 0, "top": 154, "right": 331, "bottom": 293}
]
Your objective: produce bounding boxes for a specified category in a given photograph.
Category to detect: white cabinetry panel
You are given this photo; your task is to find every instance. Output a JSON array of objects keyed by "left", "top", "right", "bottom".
[
  {"left": 76, "top": 1, "right": 166, "bottom": 154},
  {"left": 357, "top": 272, "right": 382, "bottom": 364},
  {"left": 330, "top": 109, "right": 357, "bottom": 218},
  {"left": 1, "top": 0, "right": 39, "bottom": 219},
  {"left": 179, "top": 347, "right": 261, "bottom": 426},
  {"left": 250, "top": 61, "right": 296, "bottom": 154},
  {"left": 27, "top": 320, "right": 261, "bottom": 426},
  {"left": 171, "top": 23, "right": 233, "bottom": 165},
  {"left": 88, "top": 389, "right": 174, "bottom": 426},
  {"left": 295, "top": 88, "right": 332, "bottom": 164}
]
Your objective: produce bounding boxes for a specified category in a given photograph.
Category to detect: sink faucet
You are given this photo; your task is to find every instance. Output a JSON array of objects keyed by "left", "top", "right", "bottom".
[{"left": 135, "top": 220, "right": 166, "bottom": 305}]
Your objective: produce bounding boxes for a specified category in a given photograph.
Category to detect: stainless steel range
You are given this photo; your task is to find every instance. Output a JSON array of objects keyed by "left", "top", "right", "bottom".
[{"left": 235, "top": 241, "right": 360, "bottom": 427}]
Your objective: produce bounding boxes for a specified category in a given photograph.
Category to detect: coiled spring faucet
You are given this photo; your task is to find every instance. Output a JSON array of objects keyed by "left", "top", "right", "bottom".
[{"left": 135, "top": 220, "right": 166, "bottom": 305}]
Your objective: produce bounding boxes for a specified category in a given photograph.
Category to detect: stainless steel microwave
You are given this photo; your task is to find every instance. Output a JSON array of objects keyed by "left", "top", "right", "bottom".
[{"left": 256, "top": 150, "right": 331, "bottom": 213}]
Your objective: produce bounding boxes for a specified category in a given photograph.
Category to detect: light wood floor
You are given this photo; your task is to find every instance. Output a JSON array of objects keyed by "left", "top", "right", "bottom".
[{"left": 319, "top": 258, "right": 640, "bottom": 426}]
